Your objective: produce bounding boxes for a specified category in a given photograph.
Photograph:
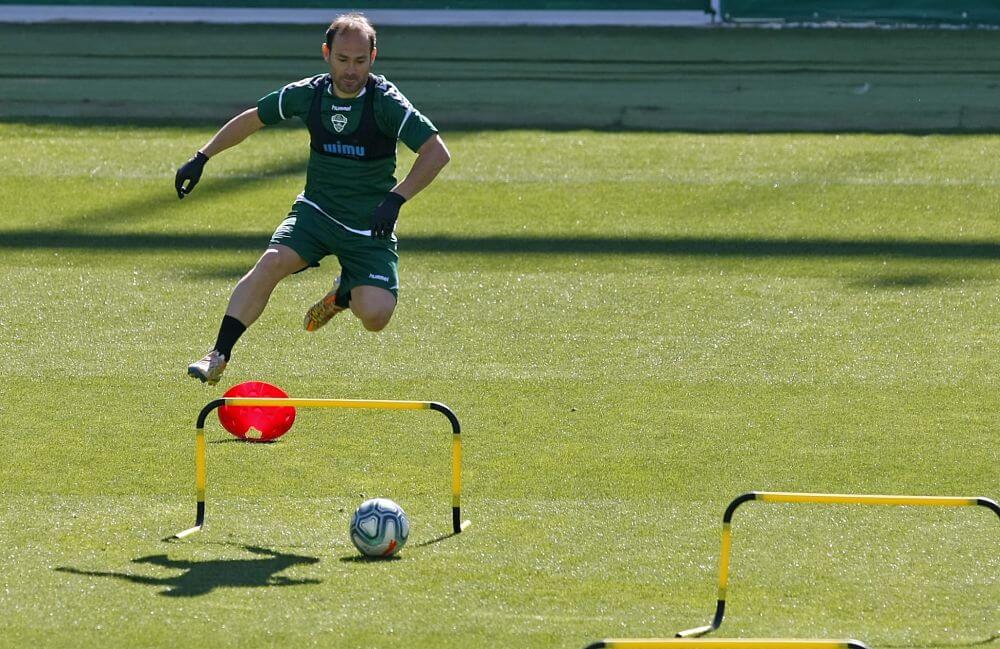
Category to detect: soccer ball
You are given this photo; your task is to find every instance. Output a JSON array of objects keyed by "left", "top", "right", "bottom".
[{"left": 350, "top": 498, "right": 410, "bottom": 557}]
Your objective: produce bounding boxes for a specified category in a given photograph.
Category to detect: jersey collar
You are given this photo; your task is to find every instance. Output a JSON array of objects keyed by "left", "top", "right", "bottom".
[{"left": 326, "top": 82, "right": 367, "bottom": 99}]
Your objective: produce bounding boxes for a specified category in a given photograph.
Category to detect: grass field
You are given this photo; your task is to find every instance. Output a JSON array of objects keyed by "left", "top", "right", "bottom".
[
  {"left": 0, "top": 120, "right": 997, "bottom": 648},
  {"left": 0, "top": 18, "right": 998, "bottom": 649}
]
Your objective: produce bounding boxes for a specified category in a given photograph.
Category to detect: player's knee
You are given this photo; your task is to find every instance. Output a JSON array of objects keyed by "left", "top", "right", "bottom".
[
  {"left": 252, "top": 251, "right": 283, "bottom": 277},
  {"left": 253, "top": 248, "right": 297, "bottom": 280},
  {"left": 361, "top": 310, "right": 393, "bottom": 332},
  {"left": 351, "top": 286, "right": 396, "bottom": 332}
]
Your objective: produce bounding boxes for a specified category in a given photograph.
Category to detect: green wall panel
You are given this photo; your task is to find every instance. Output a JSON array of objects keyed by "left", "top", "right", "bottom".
[
  {"left": 721, "top": 1, "right": 1000, "bottom": 24},
  {"left": 4, "top": 24, "right": 1000, "bottom": 132},
  {"left": 0, "top": 1, "right": 712, "bottom": 9}
]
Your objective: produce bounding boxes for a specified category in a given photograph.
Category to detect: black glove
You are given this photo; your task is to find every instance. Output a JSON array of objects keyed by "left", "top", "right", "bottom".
[
  {"left": 370, "top": 191, "right": 406, "bottom": 239},
  {"left": 175, "top": 151, "right": 209, "bottom": 199}
]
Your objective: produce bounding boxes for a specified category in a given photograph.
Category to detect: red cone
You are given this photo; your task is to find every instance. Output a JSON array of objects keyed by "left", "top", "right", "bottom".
[{"left": 218, "top": 381, "right": 295, "bottom": 442}]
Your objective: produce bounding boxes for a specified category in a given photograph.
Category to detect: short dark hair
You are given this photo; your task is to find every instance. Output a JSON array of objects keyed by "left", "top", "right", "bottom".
[{"left": 325, "top": 13, "right": 377, "bottom": 52}]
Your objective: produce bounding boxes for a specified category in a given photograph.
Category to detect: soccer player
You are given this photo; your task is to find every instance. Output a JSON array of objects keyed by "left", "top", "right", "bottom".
[{"left": 176, "top": 13, "right": 450, "bottom": 385}]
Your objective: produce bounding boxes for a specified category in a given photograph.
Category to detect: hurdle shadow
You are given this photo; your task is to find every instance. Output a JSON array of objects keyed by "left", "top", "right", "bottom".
[
  {"left": 338, "top": 554, "right": 403, "bottom": 563},
  {"left": 56, "top": 545, "right": 320, "bottom": 597},
  {"left": 882, "top": 635, "right": 999, "bottom": 648},
  {"left": 336, "top": 530, "right": 463, "bottom": 562},
  {"left": 411, "top": 530, "right": 463, "bottom": 548}
]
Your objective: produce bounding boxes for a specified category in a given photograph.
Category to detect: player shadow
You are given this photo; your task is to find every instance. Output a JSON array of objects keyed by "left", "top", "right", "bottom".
[{"left": 55, "top": 545, "right": 320, "bottom": 597}]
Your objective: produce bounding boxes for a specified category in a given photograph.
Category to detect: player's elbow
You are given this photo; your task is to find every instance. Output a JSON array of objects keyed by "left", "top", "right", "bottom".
[
  {"left": 426, "top": 136, "right": 450, "bottom": 167},
  {"left": 434, "top": 145, "right": 451, "bottom": 172}
]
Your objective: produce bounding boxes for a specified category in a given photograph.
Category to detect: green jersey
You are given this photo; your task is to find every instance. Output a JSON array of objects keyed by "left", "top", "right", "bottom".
[{"left": 257, "top": 73, "right": 437, "bottom": 231}]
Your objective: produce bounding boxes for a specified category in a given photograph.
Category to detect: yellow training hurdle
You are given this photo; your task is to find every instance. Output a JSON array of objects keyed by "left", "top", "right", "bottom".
[{"left": 172, "top": 397, "right": 470, "bottom": 540}]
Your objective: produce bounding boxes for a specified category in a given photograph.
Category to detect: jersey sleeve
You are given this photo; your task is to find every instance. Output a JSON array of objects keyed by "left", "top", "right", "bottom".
[
  {"left": 374, "top": 77, "right": 438, "bottom": 152},
  {"left": 256, "top": 76, "right": 320, "bottom": 125}
]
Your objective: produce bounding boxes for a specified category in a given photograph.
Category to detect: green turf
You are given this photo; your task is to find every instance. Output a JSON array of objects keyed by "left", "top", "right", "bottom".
[{"left": 0, "top": 122, "right": 997, "bottom": 648}]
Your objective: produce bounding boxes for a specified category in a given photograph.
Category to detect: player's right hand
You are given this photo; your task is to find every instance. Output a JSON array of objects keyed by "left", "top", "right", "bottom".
[{"left": 175, "top": 151, "right": 209, "bottom": 199}]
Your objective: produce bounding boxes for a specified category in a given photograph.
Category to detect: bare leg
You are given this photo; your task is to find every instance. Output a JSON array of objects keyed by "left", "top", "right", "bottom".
[
  {"left": 188, "top": 245, "right": 308, "bottom": 384},
  {"left": 350, "top": 285, "right": 397, "bottom": 332},
  {"left": 226, "top": 245, "right": 308, "bottom": 326}
]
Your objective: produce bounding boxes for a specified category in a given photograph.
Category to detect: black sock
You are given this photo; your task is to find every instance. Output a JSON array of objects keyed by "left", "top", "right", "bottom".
[
  {"left": 213, "top": 315, "right": 247, "bottom": 361},
  {"left": 334, "top": 290, "right": 351, "bottom": 309}
]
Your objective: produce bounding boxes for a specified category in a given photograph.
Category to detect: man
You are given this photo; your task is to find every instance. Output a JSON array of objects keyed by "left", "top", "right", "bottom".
[{"left": 175, "top": 13, "right": 450, "bottom": 385}]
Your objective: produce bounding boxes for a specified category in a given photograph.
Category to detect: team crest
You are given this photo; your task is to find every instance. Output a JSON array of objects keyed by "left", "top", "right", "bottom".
[{"left": 331, "top": 113, "right": 348, "bottom": 133}]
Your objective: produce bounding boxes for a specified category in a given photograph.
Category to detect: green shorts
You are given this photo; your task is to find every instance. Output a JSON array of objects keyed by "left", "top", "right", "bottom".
[{"left": 270, "top": 200, "right": 399, "bottom": 301}]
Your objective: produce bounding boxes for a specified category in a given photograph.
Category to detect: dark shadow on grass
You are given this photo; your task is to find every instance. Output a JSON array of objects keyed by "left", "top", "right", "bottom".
[
  {"left": 190, "top": 540, "right": 318, "bottom": 550},
  {"left": 882, "top": 634, "right": 1000, "bottom": 648},
  {"left": 401, "top": 235, "right": 1000, "bottom": 259},
  {"left": 1, "top": 230, "right": 998, "bottom": 260},
  {"left": 411, "top": 530, "right": 462, "bottom": 548},
  {"left": 56, "top": 545, "right": 319, "bottom": 597},
  {"left": 866, "top": 274, "right": 939, "bottom": 288},
  {"left": 337, "top": 531, "right": 463, "bottom": 556},
  {"left": 59, "top": 156, "right": 305, "bottom": 228},
  {"left": 848, "top": 273, "right": 970, "bottom": 289},
  {"left": 339, "top": 554, "right": 403, "bottom": 563},
  {"left": 176, "top": 265, "right": 252, "bottom": 281}
]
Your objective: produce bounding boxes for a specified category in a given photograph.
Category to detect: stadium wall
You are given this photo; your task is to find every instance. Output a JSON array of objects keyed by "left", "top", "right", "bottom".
[
  {"left": 3, "top": 23, "right": 999, "bottom": 132},
  {"left": 0, "top": 1, "right": 711, "bottom": 8},
  {"left": 0, "top": 1, "right": 718, "bottom": 26},
  {"left": 720, "top": 1, "right": 1000, "bottom": 25}
]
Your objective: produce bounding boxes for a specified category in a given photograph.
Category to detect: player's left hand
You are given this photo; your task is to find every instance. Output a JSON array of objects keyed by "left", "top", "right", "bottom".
[{"left": 370, "top": 192, "right": 406, "bottom": 239}]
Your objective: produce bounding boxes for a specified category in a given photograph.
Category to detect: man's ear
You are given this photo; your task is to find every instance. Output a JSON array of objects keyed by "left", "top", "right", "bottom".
[
  {"left": 322, "top": 42, "right": 330, "bottom": 62},
  {"left": 371, "top": 47, "right": 377, "bottom": 65}
]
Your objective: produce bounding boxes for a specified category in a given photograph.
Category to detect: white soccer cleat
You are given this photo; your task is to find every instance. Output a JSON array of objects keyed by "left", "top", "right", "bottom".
[{"left": 187, "top": 350, "right": 227, "bottom": 385}]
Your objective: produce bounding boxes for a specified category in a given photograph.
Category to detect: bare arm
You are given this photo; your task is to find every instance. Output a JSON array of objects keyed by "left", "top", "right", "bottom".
[
  {"left": 368, "top": 135, "right": 451, "bottom": 238},
  {"left": 200, "top": 107, "right": 265, "bottom": 159},
  {"left": 392, "top": 134, "right": 451, "bottom": 201}
]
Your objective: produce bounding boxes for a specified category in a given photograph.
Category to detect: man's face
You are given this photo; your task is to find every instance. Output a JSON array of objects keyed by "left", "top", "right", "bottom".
[{"left": 325, "top": 29, "right": 375, "bottom": 97}]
